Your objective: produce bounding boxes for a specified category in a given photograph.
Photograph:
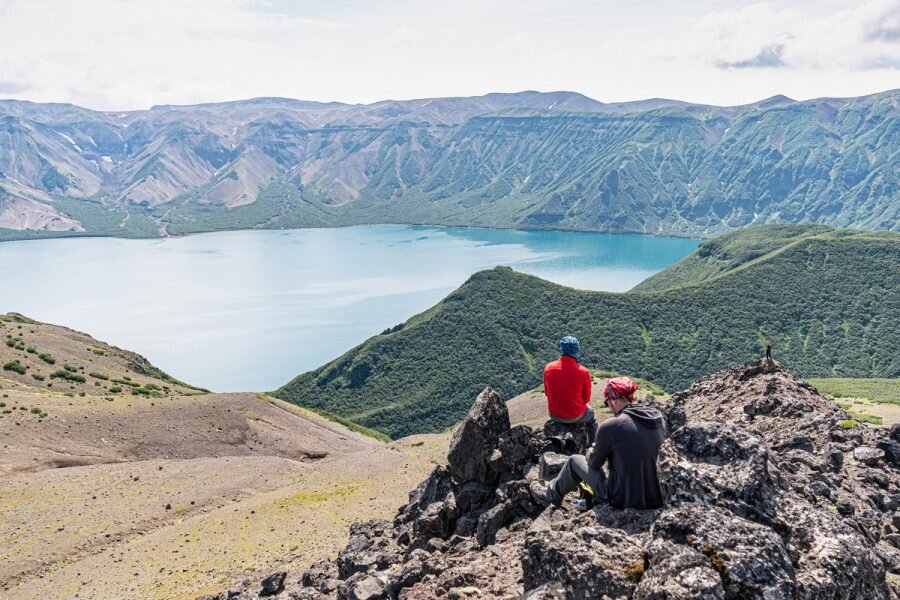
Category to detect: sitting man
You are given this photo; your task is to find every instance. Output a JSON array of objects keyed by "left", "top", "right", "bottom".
[
  {"left": 530, "top": 376, "right": 667, "bottom": 510},
  {"left": 543, "top": 336, "right": 598, "bottom": 441}
]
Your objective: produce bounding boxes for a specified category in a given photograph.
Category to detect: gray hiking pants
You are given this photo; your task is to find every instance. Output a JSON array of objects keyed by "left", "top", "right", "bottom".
[{"left": 548, "top": 454, "right": 608, "bottom": 504}]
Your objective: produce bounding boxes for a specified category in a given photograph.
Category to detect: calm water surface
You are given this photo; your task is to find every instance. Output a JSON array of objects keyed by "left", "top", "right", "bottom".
[{"left": 0, "top": 226, "right": 698, "bottom": 391}]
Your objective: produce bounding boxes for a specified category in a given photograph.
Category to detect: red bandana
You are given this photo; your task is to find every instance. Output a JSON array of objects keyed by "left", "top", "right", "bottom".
[{"left": 604, "top": 377, "right": 639, "bottom": 403}]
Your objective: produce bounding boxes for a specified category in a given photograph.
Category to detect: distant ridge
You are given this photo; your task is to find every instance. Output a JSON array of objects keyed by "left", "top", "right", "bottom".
[{"left": 0, "top": 88, "right": 896, "bottom": 241}]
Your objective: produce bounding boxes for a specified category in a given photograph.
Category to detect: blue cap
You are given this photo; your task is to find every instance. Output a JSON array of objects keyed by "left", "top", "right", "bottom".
[{"left": 559, "top": 336, "right": 580, "bottom": 360}]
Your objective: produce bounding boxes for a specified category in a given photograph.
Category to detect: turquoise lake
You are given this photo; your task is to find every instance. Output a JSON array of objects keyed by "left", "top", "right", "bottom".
[{"left": 0, "top": 226, "right": 698, "bottom": 391}]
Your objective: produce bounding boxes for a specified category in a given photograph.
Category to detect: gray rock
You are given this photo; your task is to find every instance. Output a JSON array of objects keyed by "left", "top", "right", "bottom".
[
  {"left": 538, "top": 452, "right": 568, "bottom": 481},
  {"left": 338, "top": 573, "right": 387, "bottom": 600},
  {"left": 259, "top": 571, "right": 286, "bottom": 597},
  {"left": 855, "top": 446, "right": 886, "bottom": 466},
  {"left": 456, "top": 481, "right": 494, "bottom": 513},
  {"left": 519, "top": 582, "right": 567, "bottom": 599},
  {"left": 651, "top": 504, "right": 796, "bottom": 599},
  {"left": 396, "top": 466, "right": 452, "bottom": 525},
  {"left": 522, "top": 523, "right": 644, "bottom": 599},
  {"left": 447, "top": 387, "right": 510, "bottom": 484},
  {"left": 808, "top": 480, "right": 833, "bottom": 499},
  {"left": 541, "top": 420, "right": 593, "bottom": 455},
  {"left": 657, "top": 421, "right": 778, "bottom": 522},
  {"left": 778, "top": 501, "right": 888, "bottom": 599},
  {"left": 412, "top": 501, "right": 452, "bottom": 542},
  {"left": 492, "top": 424, "right": 540, "bottom": 476},
  {"left": 475, "top": 501, "right": 515, "bottom": 547},
  {"left": 634, "top": 538, "right": 724, "bottom": 600}
]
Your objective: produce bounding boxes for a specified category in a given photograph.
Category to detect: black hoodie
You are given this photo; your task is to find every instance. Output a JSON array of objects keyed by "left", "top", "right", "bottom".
[{"left": 586, "top": 404, "right": 667, "bottom": 509}]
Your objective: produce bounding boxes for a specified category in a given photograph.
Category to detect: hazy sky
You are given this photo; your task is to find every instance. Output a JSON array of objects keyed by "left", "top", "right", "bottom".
[{"left": 0, "top": 0, "right": 897, "bottom": 110}]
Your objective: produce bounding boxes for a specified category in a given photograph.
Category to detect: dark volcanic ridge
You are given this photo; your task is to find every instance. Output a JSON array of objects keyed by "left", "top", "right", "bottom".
[{"left": 208, "top": 361, "right": 900, "bottom": 599}]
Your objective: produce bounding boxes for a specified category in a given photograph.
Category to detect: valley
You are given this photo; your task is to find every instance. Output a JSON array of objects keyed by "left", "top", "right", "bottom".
[{"left": 0, "top": 314, "right": 438, "bottom": 599}]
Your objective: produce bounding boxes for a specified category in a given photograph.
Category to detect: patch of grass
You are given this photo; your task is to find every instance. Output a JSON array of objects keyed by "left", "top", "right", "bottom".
[
  {"left": 38, "top": 353, "right": 56, "bottom": 365},
  {"left": 89, "top": 372, "right": 110, "bottom": 380},
  {"left": 63, "top": 364, "right": 79, "bottom": 373},
  {"left": 276, "top": 484, "right": 360, "bottom": 507},
  {"left": 809, "top": 378, "right": 900, "bottom": 406},
  {"left": 846, "top": 409, "right": 884, "bottom": 425},
  {"left": 109, "top": 386, "right": 123, "bottom": 393},
  {"left": 32, "top": 373, "right": 45, "bottom": 381},
  {"left": 838, "top": 419, "right": 857, "bottom": 429},
  {"left": 26, "top": 346, "right": 36, "bottom": 354},
  {"left": 245, "top": 410, "right": 262, "bottom": 421}
]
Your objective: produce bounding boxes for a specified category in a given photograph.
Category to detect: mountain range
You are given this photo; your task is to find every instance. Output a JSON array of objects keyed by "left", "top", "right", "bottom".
[
  {"left": 274, "top": 224, "right": 900, "bottom": 438},
  {"left": 0, "top": 90, "right": 897, "bottom": 240}
]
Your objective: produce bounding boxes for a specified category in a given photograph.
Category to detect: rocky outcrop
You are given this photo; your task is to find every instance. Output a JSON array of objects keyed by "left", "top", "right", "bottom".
[{"left": 206, "top": 361, "right": 900, "bottom": 599}]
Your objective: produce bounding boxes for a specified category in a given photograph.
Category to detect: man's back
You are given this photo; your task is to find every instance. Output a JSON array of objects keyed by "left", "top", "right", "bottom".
[
  {"left": 543, "top": 356, "right": 592, "bottom": 419},
  {"left": 588, "top": 405, "right": 666, "bottom": 509}
]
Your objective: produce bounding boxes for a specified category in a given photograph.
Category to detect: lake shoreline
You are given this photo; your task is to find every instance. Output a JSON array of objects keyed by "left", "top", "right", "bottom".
[{"left": 0, "top": 218, "right": 709, "bottom": 245}]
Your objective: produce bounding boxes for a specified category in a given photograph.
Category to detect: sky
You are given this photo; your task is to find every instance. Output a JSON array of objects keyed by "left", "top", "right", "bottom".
[{"left": 0, "top": 0, "right": 897, "bottom": 111}]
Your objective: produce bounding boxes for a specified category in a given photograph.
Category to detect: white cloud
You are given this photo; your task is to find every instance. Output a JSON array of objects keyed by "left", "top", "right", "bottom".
[
  {"left": 695, "top": 0, "right": 900, "bottom": 71},
  {"left": 0, "top": 0, "right": 895, "bottom": 110}
]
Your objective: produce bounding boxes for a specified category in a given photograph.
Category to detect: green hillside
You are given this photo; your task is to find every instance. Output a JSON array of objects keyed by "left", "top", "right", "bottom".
[
  {"left": 274, "top": 226, "right": 900, "bottom": 438},
  {"left": 631, "top": 223, "right": 840, "bottom": 291}
]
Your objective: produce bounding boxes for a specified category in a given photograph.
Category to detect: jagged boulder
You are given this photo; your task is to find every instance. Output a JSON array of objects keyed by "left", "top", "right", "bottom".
[
  {"left": 777, "top": 501, "right": 889, "bottom": 599},
  {"left": 396, "top": 466, "right": 453, "bottom": 525},
  {"left": 650, "top": 504, "right": 796, "bottom": 598},
  {"left": 657, "top": 421, "right": 779, "bottom": 522},
  {"left": 447, "top": 387, "right": 510, "bottom": 484},
  {"left": 492, "top": 424, "right": 541, "bottom": 477},
  {"left": 336, "top": 521, "right": 400, "bottom": 579},
  {"left": 522, "top": 519, "right": 645, "bottom": 600}
]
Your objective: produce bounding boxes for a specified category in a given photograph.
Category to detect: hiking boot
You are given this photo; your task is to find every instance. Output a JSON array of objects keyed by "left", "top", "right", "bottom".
[{"left": 529, "top": 480, "right": 561, "bottom": 508}]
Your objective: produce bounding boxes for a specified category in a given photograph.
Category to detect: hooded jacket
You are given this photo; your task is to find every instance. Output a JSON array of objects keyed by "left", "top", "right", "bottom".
[{"left": 587, "top": 404, "right": 666, "bottom": 509}]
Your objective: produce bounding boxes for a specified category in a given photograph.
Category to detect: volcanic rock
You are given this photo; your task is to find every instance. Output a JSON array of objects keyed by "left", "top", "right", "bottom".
[
  {"left": 447, "top": 387, "right": 510, "bottom": 484},
  {"left": 207, "top": 363, "right": 900, "bottom": 600}
]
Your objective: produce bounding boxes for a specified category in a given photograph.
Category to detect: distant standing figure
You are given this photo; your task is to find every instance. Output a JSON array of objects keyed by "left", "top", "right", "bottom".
[
  {"left": 766, "top": 341, "right": 772, "bottom": 362},
  {"left": 543, "top": 336, "right": 598, "bottom": 441}
]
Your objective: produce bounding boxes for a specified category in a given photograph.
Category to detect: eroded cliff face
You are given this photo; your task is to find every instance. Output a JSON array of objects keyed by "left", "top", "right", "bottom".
[{"left": 207, "top": 361, "right": 900, "bottom": 599}]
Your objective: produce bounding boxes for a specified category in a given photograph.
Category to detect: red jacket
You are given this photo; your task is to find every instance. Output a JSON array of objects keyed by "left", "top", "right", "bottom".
[{"left": 543, "top": 356, "right": 592, "bottom": 419}]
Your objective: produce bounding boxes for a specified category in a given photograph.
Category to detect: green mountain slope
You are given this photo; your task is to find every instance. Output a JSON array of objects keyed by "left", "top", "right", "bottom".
[
  {"left": 1, "top": 90, "right": 897, "bottom": 240},
  {"left": 632, "top": 223, "right": 846, "bottom": 291},
  {"left": 274, "top": 226, "right": 900, "bottom": 438}
]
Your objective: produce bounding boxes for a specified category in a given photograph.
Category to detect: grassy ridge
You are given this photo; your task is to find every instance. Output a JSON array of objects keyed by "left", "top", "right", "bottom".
[
  {"left": 631, "top": 224, "right": 841, "bottom": 292},
  {"left": 274, "top": 226, "right": 900, "bottom": 438}
]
